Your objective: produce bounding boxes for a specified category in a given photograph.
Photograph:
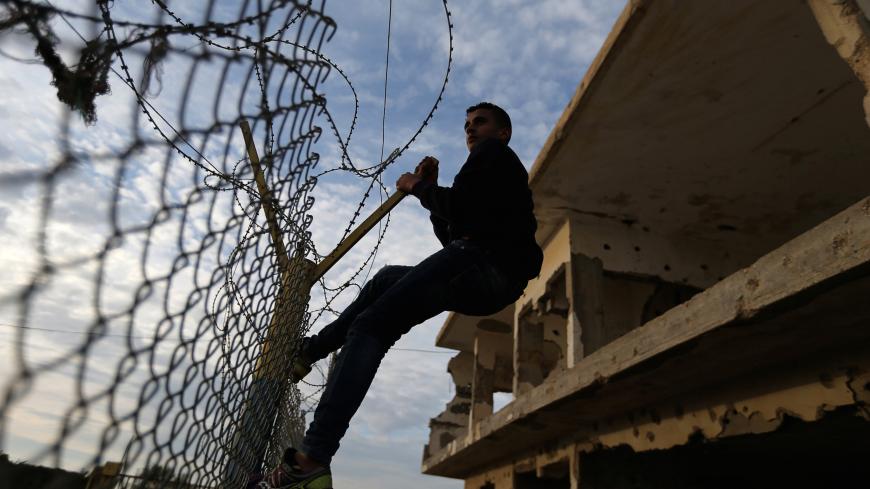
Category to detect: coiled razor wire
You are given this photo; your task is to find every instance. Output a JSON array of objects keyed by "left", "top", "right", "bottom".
[{"left": 0, "top": 0, "right": 453, "bottom": 487}]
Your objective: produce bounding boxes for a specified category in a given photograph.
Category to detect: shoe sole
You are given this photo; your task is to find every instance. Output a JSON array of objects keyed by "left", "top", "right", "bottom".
[{"left": 273, "top": 474, "right": 332, "bottom": 489}]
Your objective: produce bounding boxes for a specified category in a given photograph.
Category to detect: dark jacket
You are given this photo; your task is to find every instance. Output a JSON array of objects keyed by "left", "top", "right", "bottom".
[{"left": 410, "top": 138, "right": 543, "bottom": 281}]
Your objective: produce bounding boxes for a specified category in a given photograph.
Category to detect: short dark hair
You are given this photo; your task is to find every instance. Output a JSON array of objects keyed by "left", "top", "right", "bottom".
[{"left": 466, "top": 102, "right": 512, "bottom": 141}]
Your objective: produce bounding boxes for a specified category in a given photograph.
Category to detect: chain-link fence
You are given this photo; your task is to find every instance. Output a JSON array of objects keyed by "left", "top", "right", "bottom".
[{"left": 0, "top": 1, "right": 453, "bottom": 487}]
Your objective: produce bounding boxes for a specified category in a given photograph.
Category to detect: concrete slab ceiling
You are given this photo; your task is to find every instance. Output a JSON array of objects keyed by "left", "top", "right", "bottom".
[
  {"left": 529, "top": 0, "right": 870, "bottom": 275},
  {"left": 436, "top": 305, "right": 515, "bottom": 353}
]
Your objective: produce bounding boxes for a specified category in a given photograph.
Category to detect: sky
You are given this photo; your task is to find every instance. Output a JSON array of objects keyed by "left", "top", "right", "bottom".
[{"left": 0, "top": 1, "right": 625, "bottom": 488}]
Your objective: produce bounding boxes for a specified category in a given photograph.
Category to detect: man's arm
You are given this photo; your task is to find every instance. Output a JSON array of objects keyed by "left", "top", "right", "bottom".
[
  {"left": 410, "top": 139, "right": 515, "bottom": 235},
  {"left": 403, "top": 156, "right": 451, "bottom": 246}
]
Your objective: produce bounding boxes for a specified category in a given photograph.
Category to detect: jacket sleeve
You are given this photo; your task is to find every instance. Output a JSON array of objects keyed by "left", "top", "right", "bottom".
[
  {"left": 411, "top": 139, "right": 512, "bottom": 236},
  {"left": 409, "top": 178, "right": 454, "bottom": 221},
  {"left": 411, "top": 180, "right": 452, "bottom": 247},
  {"left": 429, "top": 214, "right": 451, "bottom": 247}
]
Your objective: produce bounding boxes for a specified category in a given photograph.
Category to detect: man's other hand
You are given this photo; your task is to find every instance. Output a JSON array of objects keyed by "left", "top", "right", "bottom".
[
  {"left": 415, "top": 156, "right": 439, "bottom": 184},
  {"left": 396, "top": 172, "right": 422, "bottom": 193}
]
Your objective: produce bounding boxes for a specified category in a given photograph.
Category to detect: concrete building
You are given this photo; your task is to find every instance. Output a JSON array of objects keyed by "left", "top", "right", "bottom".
[{"left": 421, "top": 1, "right": 870, "bottom": 487}]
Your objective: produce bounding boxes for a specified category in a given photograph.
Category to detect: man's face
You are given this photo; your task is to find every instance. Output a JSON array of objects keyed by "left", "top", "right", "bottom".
[{"left": 464, "top": 109, "right": 510, "bottom": 151}]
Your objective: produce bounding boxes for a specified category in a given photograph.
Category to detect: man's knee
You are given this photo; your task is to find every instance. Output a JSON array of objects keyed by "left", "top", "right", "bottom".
[
  {"left": 372, "top": 265, "right": 410, "bottom": 287},
  {"left": 346, "top": 310, "right": 394, "bottom": 350}
]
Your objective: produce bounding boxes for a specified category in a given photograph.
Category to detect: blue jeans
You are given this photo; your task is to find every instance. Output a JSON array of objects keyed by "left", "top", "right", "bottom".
[{"left": 299, "top": 239, "right": 527, "bottom": 465}]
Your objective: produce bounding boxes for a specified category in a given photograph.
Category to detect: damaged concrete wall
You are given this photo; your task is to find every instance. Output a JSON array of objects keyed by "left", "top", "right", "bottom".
[
  {"left": 514, "top": 216, "right": 702, "bottom": 393},
  {"left": 590, "top": 354, "right": 870, "bottom": 452},
  {"left": 460, "top": 350, "right": 870, "bottom": 489},
  {"left": 424, "top": 195, "right": 870, "bottom": 479},
  {"left": 423, "top": 0, "right": 870, "bottom": 485},
  {"left": 810, "top": 0, "right": 870, "bottom": 127},
  {"left": 514, "top": 222, "right": 572, "bottom": 396},
  {"left": 424, "top": 353, "right": 473, "bottom": 458},
  {"left": 472, "top": 331, "right": 513, "bottom": 431}
]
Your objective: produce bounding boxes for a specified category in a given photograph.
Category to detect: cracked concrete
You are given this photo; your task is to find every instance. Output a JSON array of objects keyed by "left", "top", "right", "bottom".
[{"left": 592, "top": 360, "right": 870, "bottom": 453}]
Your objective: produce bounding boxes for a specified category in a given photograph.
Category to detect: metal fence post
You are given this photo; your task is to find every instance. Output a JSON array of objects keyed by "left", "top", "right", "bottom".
[
  {"left": 224, "top": 120, "right": 424, "bottom": 485},
  {"left": 224, "top": 121, "right": 315, "bottom": 486},
  {"left": 85, "top": 461, "right": 121, "bottom": 489}
]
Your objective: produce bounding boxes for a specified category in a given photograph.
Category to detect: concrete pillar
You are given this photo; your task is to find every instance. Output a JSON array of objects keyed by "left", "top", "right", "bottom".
[
  {"left": 426, "top": 352, "right": 473, "bottom": 456},
  {"left": 514, "top": 303, "right": 545, "bottom": 396},
  {"left": 567, "top": 253, "right": 605, "bottom": 363},
  {"left": 471, "top": 332, "right": 497, "bottom": 426},
  {"left": 449, "top": 351, "right": 475, "bottom": 393},
  {"left": 808, "top": 0, "right": 870, "bottom": 128},
  {"left": 569, "top": 448, "right": 581, "bottom": 489}
]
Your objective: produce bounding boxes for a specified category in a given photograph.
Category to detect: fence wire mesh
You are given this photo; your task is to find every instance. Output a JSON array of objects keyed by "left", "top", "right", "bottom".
[{"left": 0, "top": 0, "right": 453, "bottom": 487}]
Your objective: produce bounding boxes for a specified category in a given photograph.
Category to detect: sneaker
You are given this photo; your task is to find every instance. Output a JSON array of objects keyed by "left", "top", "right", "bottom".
[
  {"left": 290, "top": 340, "right": 313, "bottom": 383},
  {"left": 257, "top": 448, "right": 332, "bottom": 489}
]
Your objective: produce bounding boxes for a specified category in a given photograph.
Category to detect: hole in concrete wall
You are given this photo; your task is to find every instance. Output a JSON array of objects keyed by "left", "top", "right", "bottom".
[
  {"left": 587, "top": 272, "right": 702, "bottom": 355},
  {"left": 640, "top": 279, "right": 701, "bottom": 324},
  {"left": 493, "top": 392, "right": 513, "bottom": 413},
  {"left": 439, "top": 432, "right": 455, "bottom": 447},
  {"left": 515, "top": 309, "right": 550, "bottom": 393},
  {"left": 515, "top": 303, "right": 546, "bottom": 394},
  {"left": 520, "top": 263, "right": 570, "bottom": 389},
  {"left": 479, "top": 483, "right": 495, "bottom": 489},
  {"left": 515, "top": 460, "right": 570, "bottom": 489}
]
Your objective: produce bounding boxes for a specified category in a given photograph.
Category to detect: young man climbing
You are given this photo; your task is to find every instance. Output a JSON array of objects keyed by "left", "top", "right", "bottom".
[{"left": 253, "top": 102, "right": 543, "bottom": 489}]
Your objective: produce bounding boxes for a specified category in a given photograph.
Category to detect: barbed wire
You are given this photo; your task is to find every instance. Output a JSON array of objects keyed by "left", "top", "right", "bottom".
[
  {"left": 0, "top": 322, "right": 454, "bottom": 354},
  {"left": 0, "top": 0, "right": 454, "bottom": 487}
]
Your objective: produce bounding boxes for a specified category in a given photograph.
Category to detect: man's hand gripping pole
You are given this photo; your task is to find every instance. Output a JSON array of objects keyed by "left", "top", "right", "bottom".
[{"left": 309, "top": 149, "right": 435, "bottom": 284}]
